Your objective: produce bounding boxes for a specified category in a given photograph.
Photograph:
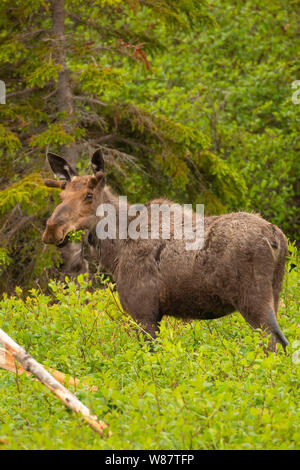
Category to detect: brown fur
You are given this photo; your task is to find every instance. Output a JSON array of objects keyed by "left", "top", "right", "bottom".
[{"left": 43, "top": 151, "right": 289, "bottom": 351}]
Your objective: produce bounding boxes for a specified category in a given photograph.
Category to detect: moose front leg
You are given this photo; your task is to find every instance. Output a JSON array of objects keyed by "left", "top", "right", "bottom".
[
  {"left": 136, "top": 315, "right": 162, "bottom": 342},
  {"left": 117, "top": 278, "right": 162, "bottom": 347}
]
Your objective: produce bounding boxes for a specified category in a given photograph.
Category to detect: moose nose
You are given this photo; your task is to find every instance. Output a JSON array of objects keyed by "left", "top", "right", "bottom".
[
  {"left": 42, "top": 222, "right": 65, "bottom": 245},
  {"left": 42, "top": 227, "right": 56, "bottom": 244},
  {"left": 42, "top": 231, "right": 52, "bottom": 244},
  {"left": 43, "top": 205, "right": 71, "bottom": 245}
]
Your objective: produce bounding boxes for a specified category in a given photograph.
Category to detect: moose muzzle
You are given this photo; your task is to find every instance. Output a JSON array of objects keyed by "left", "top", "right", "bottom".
[
  {"left": 42, "top": 221, "right": 67, "bottom": 246},
  {"left": 42, "top": 205, "right": 73, "bottom": 246}
]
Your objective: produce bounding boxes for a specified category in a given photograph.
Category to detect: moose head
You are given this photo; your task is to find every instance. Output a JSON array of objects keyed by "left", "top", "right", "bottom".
[{"left": 42, "top": 149, "right": 106, "bottom": 246}]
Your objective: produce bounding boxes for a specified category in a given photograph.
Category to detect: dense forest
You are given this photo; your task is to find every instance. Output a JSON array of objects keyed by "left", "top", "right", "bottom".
[{"left": 0, "top": 0, "right": 299, "bottom": 451}]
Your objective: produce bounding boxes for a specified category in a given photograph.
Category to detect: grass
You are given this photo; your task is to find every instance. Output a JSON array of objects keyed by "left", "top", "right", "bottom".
[{"left": 0, "top": 244, "right": 299, "bottom": 450}]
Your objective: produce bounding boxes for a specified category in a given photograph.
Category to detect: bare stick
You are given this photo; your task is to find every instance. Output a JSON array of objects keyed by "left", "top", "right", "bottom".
[
  {"left": 0, "top": 328, "right": 108, "bottom": 436},
  {"left": 0, "top": 346, "right": 90, "bottom": 388}
]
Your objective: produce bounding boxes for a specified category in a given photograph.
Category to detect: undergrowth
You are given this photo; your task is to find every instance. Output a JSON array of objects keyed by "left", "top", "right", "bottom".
[{"left": 0, "top": 244, "right": 299, "bottom": 450}]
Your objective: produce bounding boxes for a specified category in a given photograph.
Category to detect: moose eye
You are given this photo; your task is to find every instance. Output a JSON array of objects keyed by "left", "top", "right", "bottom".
[{"left": 85, "top": 192, "right": 93, "bottom": 201}]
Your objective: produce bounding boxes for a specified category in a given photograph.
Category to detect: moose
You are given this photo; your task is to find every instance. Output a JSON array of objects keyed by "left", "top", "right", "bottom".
[{"left": 42, "top": 149, "right": 289, "bottom": 352}]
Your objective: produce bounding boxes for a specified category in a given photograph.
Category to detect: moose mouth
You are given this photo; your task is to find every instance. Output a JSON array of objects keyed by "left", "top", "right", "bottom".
[
  {"left": 57, "top": 236, "right": 69, "bottom": 248},
  {"left": 56, "top": 229, "right": 85, "bottom": 248}
]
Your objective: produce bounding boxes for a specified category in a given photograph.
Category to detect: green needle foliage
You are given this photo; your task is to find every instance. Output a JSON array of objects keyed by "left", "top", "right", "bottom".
[
  {"left": 0, "top": 0, "right": 248, "bottom": 293},
  {"left": 0, "top": 174, "right": 62, "bottom": 293}
]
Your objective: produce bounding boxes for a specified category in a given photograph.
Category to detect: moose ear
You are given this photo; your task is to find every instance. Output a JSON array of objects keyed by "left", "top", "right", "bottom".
[
  {"left": 91, "top": 149, "right": 105, "bottom": 174},
  {"left": 47, "top": 152, "right": 78, "bottom": 181}
]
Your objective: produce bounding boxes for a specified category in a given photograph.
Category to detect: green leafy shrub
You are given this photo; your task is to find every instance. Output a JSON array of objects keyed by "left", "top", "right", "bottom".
[
  {"left": 118, "top": 0, "right": 299, "bottom": 241},
  {"left": 68, "top": 230, "right": 85, "bottom": 243},
  {"left": 0, "top": 245, "right": 299, "bottom": 450}
]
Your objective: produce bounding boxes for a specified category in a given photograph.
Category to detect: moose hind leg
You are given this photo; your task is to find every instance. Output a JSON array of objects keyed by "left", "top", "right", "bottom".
[
  {"left": 237, "top": 285, "right": 288, "bottom": 352},
  {"left": 240, "top": 306, "right": 288, "bottom": 352},
  {"left": 272, "top": 259, "right": 286, "bottom": 314},
  {"left": 265, "top": 307, "right": 289, "bottom": 351},
  {"left": 272, "top": 228, "right": 288, "bottom": 314}
]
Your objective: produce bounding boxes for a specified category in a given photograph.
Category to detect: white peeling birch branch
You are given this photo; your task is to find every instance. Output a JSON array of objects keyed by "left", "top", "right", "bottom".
[
  {"left": 0, "top": 328, "right": 108, "bottom": 437},
  {"left": 0, "top": 345, "right": 78, "bottom": 384},
  {"left": 0, "top": 346, "right": 97, "bottom": 391}
]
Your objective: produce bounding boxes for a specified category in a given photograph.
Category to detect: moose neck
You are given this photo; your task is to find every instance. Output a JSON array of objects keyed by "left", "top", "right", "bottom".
[{"left": 89, "top": 185, "right": 130, "bottom": 277}]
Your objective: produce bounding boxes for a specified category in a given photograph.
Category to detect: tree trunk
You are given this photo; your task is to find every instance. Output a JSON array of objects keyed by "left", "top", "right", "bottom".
[{"left": 51, "top": 0, "right": 78, "bottom": 167}]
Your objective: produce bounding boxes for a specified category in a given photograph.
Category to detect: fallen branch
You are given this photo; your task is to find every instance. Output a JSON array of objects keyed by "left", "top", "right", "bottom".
[
  {"left": 0, "top": 328, "right": 108, "bottom": 437},
  {"left": 0, "top": 346, "right": 83, "bottom": 387}
]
